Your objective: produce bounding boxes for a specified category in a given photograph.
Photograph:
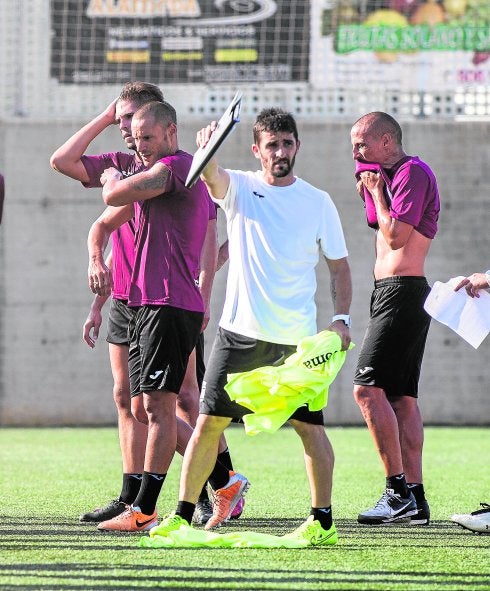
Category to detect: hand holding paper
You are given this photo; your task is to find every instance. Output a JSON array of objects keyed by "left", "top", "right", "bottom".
[
  {"left": 185, "top": 92, "right": 242, "bottom": 188},
  {"left": 424, "top": 277, "right": 490, "bottom": 348}
]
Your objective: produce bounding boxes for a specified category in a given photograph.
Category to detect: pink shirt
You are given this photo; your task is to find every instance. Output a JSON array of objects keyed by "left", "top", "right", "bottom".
[
  {"left": 128, "top": 150, "right": 213, "bottom": 312},
  {"left": 355, "top": 156, "right": 440, "bottom": 239},
  {"left": 81, "top": 152, "right": 143, "bottom": 299}
]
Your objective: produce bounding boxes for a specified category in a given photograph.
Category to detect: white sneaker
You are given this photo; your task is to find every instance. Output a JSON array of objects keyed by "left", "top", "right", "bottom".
[{"left": 451, "top": 503, "right": 490, "bottom": 533}]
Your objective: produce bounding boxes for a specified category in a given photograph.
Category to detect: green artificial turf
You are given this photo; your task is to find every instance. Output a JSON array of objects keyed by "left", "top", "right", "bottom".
[{"left": 0, "top": 426, "right": 489, "bottom": 590}]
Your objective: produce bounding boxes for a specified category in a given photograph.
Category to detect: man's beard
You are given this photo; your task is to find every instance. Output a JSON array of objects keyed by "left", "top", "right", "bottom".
[{"left": 271, "top": 155, "right": 295, "bottom": 178}]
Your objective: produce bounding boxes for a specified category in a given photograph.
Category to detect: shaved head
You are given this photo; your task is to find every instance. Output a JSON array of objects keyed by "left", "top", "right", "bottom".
[{"left": 352, "top": 112, "right": 402, "bottom": 145}]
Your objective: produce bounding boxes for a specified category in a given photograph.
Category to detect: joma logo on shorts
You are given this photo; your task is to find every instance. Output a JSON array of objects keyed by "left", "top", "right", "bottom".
[{"left": 303, "top": 351, "right": 339, "bottom": 369}]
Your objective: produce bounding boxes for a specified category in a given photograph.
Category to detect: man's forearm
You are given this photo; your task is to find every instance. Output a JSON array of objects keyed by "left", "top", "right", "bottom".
[
  {"left": 216, "top": 240, "right": 229, "bottom": 271},
  {"left": 88, "top": 220, "right": 111, "bottom": 265},
  {"left": 90, "top": 293, "right": 110, "bottom": 312},
  {"left": 201, "top": 159, "right": 230, "bottom": 200},
  {"left": 199, "top": 220, "right": 218, "bottom": 310},
  {"left": 329, "top": 259, "right": 352, "bottom": 314},
  {"left": 50, "top": 105, "right": 116, "bottom": 181}
]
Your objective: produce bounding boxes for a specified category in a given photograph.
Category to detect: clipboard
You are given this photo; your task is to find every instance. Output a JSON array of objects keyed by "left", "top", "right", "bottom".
[{"left": 185, "top": 92, "right": 242, "bottom": 188}]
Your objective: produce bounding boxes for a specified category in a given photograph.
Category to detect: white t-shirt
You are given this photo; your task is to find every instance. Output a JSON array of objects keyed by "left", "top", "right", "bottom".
[{"left": 213, "top": 170, "right": 348, "bottom": 345}]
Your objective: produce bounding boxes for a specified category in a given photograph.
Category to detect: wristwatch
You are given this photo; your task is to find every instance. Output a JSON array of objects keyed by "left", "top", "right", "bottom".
[
  {"left": 332, "top": 314, "right": 351, "bottom": 328},
  {"left": 485, "top": 270, "right": 490, "bottom": 288}
]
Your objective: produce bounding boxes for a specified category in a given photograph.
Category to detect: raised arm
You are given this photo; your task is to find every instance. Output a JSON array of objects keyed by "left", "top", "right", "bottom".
[
  {"left": 196, "top": 122, "right": 230, "bottom": 200},
  {"left": 50, "top": 99, "right": 118, "bottom": 182}
]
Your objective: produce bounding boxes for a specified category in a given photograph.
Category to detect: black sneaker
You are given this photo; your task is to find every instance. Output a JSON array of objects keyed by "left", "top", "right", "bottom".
[
  {"left": 358, "top": 489, "right": 418, "bottom": 524},
  {"left": 79, "top": 499, "right": 127, "bottom": 523},
  {"left": 410, "top": 498, "right": 430, "bottom": 525},
  {"left": 192, "top": 499, "right": 214, "bottom": 525}
]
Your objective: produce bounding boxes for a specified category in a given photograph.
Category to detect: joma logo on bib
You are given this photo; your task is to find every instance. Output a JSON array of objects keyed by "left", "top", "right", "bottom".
[{"left": 303, "top": 351, "right": 339, "bottom": 369}]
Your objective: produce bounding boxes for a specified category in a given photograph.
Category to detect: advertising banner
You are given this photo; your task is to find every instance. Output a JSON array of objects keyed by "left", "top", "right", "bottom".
[
  {"left": 310, "top": 0, "right": 490, "bottom": 90},
  {"left": 50, "top": 0, "right": 310, "bottom": 84}
]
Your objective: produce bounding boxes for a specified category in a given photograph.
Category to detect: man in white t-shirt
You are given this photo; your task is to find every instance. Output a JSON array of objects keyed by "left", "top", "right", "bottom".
[{"left": 158, "top": 108, "right": 352, "bottom": 546}]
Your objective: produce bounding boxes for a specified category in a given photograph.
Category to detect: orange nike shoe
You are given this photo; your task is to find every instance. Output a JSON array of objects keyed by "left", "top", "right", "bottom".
[
  {"left": 97, "top": 506, "right": 158, "bottom": 532},
  {"left": 205, "top": 471, "right": 250, "bottom": 530}
]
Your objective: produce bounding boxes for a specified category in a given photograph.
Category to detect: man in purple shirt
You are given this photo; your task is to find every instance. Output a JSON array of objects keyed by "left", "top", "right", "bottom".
[
  {"left": 87, "top": 100, "right": 243, "bottom": 532},
  {"left": 50, "top": 83, "right": 234, "bottom": 526},
  {"left": 350, "top": 112, "right": 440, "bottom": 526}
]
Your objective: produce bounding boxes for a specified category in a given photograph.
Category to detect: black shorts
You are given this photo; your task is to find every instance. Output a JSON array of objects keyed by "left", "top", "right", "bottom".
[
  {"left": 200, "top": 327, "right": 325, "bottom": 425},
  {"left": 128, "top": 305, "right": 203, "bottom": 398},
  {"left": 106, "top": 298, "right": 135, "bottom": 345},
  {"left": 353, "top": 276, "right": 431, "bottom": 399},
  {"left": 195, "top": 332, "right": 205, "bottom": 391}
]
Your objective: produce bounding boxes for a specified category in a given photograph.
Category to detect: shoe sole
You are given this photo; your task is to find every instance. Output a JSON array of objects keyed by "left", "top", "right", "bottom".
[
  {"left": 358, "top": 508, "right": 418, "bottom": 525},
  {"left": 409, "top": 518, "right": 430, "bottom": 525},
  {"left": 97, "top": 519, "right": 158, "bottom": 533},
  {"left": 79, "top": 505, "right": 127, "bottom": 524},
  {"left": 79, "top": 514, "right": 125, "bottom": 524},
  {"left": 453, "top": 522, "right": 490, "bottom": 534}
]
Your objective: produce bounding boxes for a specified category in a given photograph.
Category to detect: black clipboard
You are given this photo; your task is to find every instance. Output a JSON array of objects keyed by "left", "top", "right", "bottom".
[{"left": 185, "top": 92, "right": 242, "bottom": 188}]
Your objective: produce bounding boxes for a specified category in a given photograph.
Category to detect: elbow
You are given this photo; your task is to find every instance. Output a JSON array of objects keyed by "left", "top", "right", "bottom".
[
  {"left": 102, "top": 188, "right": 126, "bottom": 206},
  {"left": 103, "top": 191, "right": 118, "bottom": 206},
  {"left": 49, "top": 153, "right": 61, "bottom": 172},
  {"left": 387, "top": 236, "right": 405, "bottom": 250}
]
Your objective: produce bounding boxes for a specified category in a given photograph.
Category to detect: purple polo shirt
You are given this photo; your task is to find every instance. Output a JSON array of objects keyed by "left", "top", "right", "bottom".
[
  {"left": 81, "top": 152, "right": 144, "bottom": 299},
  {"left": 355, "top": 156, "right": 440, "bottom": 239},
  {"left": 129, "top": 150, "right": 212, "bottom": 312}
]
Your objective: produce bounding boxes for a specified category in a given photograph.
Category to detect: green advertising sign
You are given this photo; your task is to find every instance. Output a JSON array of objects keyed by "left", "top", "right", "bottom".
[{"left": 336, "top": 24, "right": 490, "bottom": 53}]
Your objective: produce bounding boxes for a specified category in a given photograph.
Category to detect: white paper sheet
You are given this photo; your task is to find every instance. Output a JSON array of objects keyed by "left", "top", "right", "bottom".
[{"left": 424, "top": 277, "right": 490, "bottom": 349}]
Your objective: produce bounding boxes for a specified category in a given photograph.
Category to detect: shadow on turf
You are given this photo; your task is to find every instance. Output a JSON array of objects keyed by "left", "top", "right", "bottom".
[
  {"left": 0, "top": 562, "right": 489, "bottom": 591},
  {"left": 1, "top": 516, "right": 488, "bottom": 589},
  {"left": 0, "top": 515, "right": 487, "bottom": 548}
]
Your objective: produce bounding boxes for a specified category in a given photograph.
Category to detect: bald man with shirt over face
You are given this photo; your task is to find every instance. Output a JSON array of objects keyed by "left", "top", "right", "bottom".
[{"left": 350, "top": 111, "right": 440, "bottom": 526}]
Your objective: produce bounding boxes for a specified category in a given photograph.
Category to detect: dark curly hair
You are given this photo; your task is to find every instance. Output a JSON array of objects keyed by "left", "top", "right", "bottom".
[{"left": 253, "top": 108, "right": 298, "bottom": 144}]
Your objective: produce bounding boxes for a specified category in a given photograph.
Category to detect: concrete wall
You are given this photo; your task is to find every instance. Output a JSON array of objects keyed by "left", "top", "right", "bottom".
[{"left": 0, "top": 118, "right": 489, "bottom": 425}]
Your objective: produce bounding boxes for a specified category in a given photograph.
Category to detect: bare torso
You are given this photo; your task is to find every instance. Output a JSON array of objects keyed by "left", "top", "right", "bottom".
[{"left": 374, "top": 228, "right": 432, "bottom": 279}]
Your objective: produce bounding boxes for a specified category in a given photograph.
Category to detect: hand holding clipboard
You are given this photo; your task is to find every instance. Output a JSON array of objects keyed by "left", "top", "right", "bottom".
[{"left": 185, "top": 92, "right": 242, "bottom": 188}]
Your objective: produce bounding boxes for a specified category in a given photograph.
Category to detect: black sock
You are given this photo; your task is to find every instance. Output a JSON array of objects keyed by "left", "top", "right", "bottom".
[
  {"left": 176, "top": 500, "right": 195, "bottom": 525},
  {"left": 133, "top": 471, "right": 166, "bottom": 515},
  {"left": 407, "top": 483, "right": 425, "bottom": 503},
  {"left": 217, "top": 448, "right": 234, "bottom": 471},
  {"left": 386, "top": 473, "right": 409, "bottom": 497},
  {"left": 119, "top": 473, "right": 143, "bottom": 505},
  {"left": 207, "top": 459, "right": 231, "bottom": 491},
  {"left": 311, "top": 506, "right": 333, "bottom": 530},
  {"left": 198, "top": 485, "right": 210, "bottom": 502}
]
